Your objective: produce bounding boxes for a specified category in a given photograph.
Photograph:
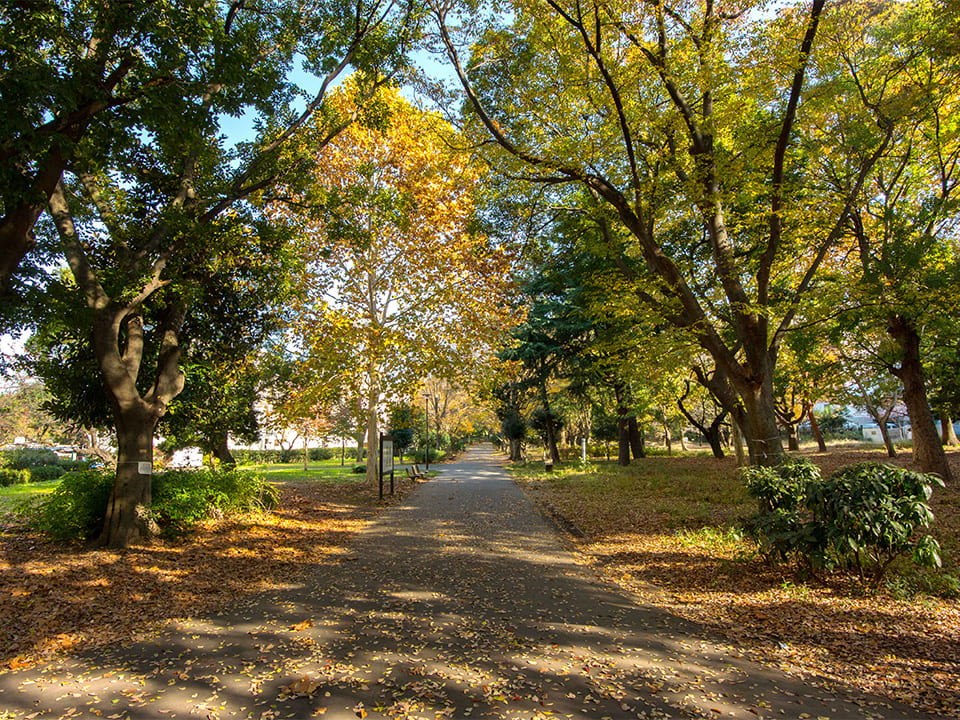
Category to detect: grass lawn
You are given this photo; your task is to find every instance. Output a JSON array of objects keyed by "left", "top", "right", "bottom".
[
  {"left": 0, "top": 479, "right": 62, "bottom": 514},
  {"left": 511, "top": 446, "right": 960, "bottom": 719}
]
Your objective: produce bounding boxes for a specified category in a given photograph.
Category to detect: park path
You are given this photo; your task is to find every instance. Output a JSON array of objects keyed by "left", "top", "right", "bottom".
[{"left": 0, "top": 445, "right": 927, "bottom": 719}]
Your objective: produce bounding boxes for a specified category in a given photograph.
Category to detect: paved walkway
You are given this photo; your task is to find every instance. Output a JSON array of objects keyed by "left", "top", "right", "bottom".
[{"left": 0, "top": 445, "right": 928, "bottom": 719}]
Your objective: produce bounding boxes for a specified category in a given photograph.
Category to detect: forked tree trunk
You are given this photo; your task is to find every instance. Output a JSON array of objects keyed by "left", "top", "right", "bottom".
[{"left": 889, "top": 314, "right": 952, "bottom": 481}]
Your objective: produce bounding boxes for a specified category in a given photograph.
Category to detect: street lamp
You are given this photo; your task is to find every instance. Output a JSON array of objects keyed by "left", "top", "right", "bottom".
[{"left": 423, "top": 394, "right": 432, "bottom": 470}]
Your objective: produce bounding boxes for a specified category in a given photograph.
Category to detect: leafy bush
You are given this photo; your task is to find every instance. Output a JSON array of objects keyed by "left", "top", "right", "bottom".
[
  {"left": 809, "top": 463, "right": 943, "bottom": 580},
  {"left": 26, "top": 469, "right": 114, "bottom": 541},
  {"left": 23, "top": 468, "right": 279, "bottom": 542},
  {"left": 742, "top": 460, "right": 943, "bottom": 582},
  {"left": 27, "top": 464, "right": 65, "bottom": 482},
  {"left": 308, "top": 447, "right": 336, "bottom": 461},
  {"left": 411, "top": 447, "right": 444, "bottom": 464},
  {"left": 0, "top": 468, "right": 30, "bottom": 486},
  {"left": 152, "top": 468, "right": 279, "bottom": 537},
  {"left": 2, "top": 447, "right": 60, "bottom": 469},
  {"left": 741, "top": 457, "right": 819, "bottom": 513}
]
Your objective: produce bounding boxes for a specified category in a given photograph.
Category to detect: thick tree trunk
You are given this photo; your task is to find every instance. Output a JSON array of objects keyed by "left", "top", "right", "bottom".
[
  {"left": 889, "top": 314, "right": 952, "bottom": 481},
  {"left": 509, "top": 438, "right": 523, "bottom": 461},
  {"left": 211, "top": 432, "right": 236, "bottom": 467},
  {"left": 631, "top": 419, "right": 645, "bottom": 459},
  {"left": 734, "top": 372, "right": 785, "bottom": 466},
  {"left": 101, "top": 406, "right": 160, "bottom": 547},
  {"left": 808, "top": 407, "right": 827, "bottom": 452},
  {"left": 940, "top": 410, "right": 959, "bottom": 446}
]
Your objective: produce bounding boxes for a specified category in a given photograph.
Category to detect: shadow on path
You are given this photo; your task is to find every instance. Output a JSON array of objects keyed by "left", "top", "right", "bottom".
[{"left": 0, "top": 445, "right": 930, "bottom": 719}]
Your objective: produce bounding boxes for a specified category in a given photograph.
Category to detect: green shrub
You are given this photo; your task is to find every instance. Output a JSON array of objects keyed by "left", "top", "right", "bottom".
[
  {"left": 151, "top": 468, "right": 279, "bottom": 537},
  {"left": 27, "top": 464, "right": 65, "bottom": 482},
  {"left": 0, "top": 468, "right": 30, "bottom": 486},
  {"left": 2, "top": 447, "right": 60, "bottom": 469},
  {"left": 26, "top": 469, "right": 114, "bottom": 541},
  {"left": 351, "top": 464, "right": 366, "bottom": 474},
  {"left": 741, "top": 457, "right": 819, "bottom": 514},
  {"left": 809, "top": 463, "right": 943, "bottom": 580},
  {"left": 411, "top": 447, "right": 444, "bottom": 464},
  {"left": 308, "top": 447, "right": 336, "bottom": 461},
  {"left": 742, "top": 459, "right": 943, "bottom": 582}
]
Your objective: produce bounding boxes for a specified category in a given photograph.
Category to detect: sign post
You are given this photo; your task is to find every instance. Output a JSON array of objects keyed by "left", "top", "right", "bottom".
[{"left": 379, "top": 432, "right": 394, "bottom": 500}]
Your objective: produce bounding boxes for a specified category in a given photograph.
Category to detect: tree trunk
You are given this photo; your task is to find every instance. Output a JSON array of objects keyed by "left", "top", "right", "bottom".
[
  {"left": 732, "top": 418, "right": 745, "bottom": 467},
  {"left": 539, "top": 383, "right": 561, "bottom": 464},
  {"left": 509, "top": 438, "right": 523, "bottom": 461},
  {"left": 662, "top": 417, "right": 672, "bottom": 454},
  {"left": 364, "top": 380, "right": 380, "bottom": 486},
  {"left": 889, "top": 314, "right": 952, "bottom": 481},
  {"left": 211, "top": 432, "right": 236, "bottom": 468},
  {"left": 735, "top": 373, "right": 785, "bottom": 466},
  {"left": 631, "top": 418, "right": 645, "bottom": 459},
  {"left": 100, "top": 405, "right": 160, "bottom": 547},
  {"left": 786, "top": 424, "right": 799, "bottom": 451},
  {"left": 341, "top": 437, "right": 345, "bottom": 466},
  {"left": 303, "top": 432, "right": 310, "bottom": 471},
  {"left": 808, "top": 407, "right": 827, "bottom": 452},
  {"left": 940, "top": 410, "right": 959, "bottom": 446},
  {"left": 878, "top": 422, "right": 897, "bottom": 458}
]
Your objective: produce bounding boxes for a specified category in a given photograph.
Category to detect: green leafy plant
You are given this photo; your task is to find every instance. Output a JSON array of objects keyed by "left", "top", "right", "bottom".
[
  {"left": 809, "top": 463, "right": 944, "bottom": 581},
  {"left": 0, "top": 468, "right": 30, "bottom": 487},
  {"left": 2, "top": 447, "right": 60, "bottom": 469},
  {"left": 26, "top": 465, "right": 65, "bottom": 482},
  {"left": 25, "top": 469, "right": 114, "bottom": 541},
  {"left": 742, "top": 460, "right": 944, "bottom": 582},
  {"left": 151, "top": 468, "right": 280, "bottom": 537}
]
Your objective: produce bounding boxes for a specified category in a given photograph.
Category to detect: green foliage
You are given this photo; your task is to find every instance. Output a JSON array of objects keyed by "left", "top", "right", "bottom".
[
  {"left": 740, "top": 457, "right": 819, "bottom": 513},
  {"left": 411, "top": 447, "right": 444, "bottom": 464},
  {"left": 234, "top": 448, "right": 304, "bottom": 465},
  {"left": 151, "top": 469, "right": 279, "bottom": 537},
  {"left": 23, "top": 468, "right": 279, "bottom": 542},
  {"left": 816, "top": 410, "right": 851, "bottom": 437},
  {"left": 308, "top": 447, "right": 336, "bottom": 461},
  {"left": 26, "top": 464, "right": 64, "bottom": 482},
  {"left": 743, "top": 460, "right": 944, "bottom": 581},
  {"left": 0, "top": 468, "right": 29, "bottom": 487},
  {"left": 2, "top": 447, "right": 59, "bottom": 469},
  {"left": 26, "top": 469, "right": 114, "bottom": 542},
  {"left": 810, "top": 463, "right": 944, "bottom": 580}
]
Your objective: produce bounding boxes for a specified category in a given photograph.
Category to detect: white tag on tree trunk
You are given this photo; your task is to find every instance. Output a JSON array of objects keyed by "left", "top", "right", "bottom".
[{"left": 138, "top": 462, "right": 152, "bottom": 475}]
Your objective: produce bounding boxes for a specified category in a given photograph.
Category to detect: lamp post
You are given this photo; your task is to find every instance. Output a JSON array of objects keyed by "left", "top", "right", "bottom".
[{"left": 424, "top": 393, "right": 431, "bottom": 470}]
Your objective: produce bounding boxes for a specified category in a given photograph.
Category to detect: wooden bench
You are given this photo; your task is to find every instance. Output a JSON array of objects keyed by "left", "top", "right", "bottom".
[{"left": 406, "top": 465, "right": 425, "bottom": 480}]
